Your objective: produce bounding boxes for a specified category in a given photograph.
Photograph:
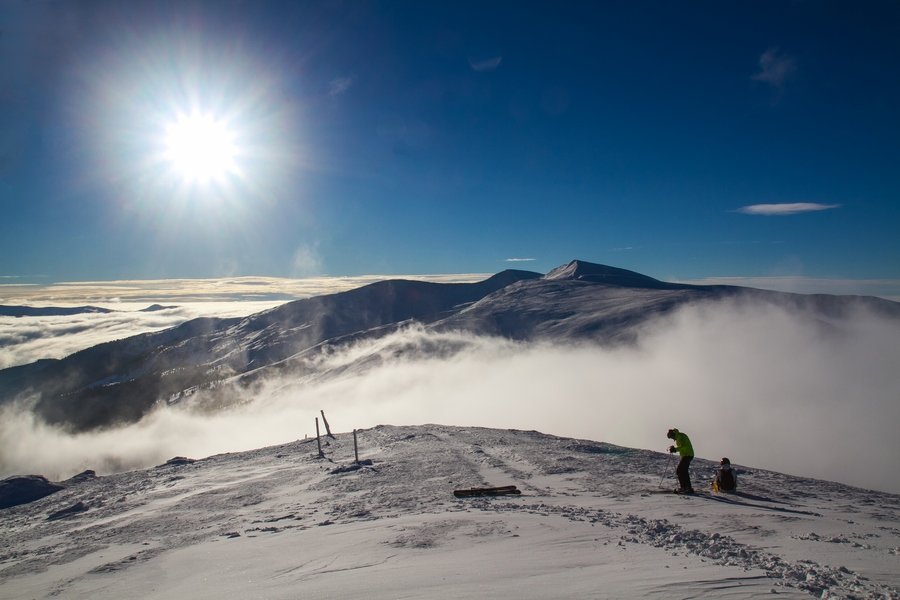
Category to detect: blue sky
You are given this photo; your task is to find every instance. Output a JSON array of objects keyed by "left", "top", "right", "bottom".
[{"left": 1, "top": 1, "right": 898, "bottom": 285}]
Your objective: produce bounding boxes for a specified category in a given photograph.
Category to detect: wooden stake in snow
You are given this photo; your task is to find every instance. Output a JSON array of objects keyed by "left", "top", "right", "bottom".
[
  {"left": 353, "top": 429, "right": 359, "bottom": 464},
  {"left": 315, "top": 418, "right": 324, "bottom": 458},
  {"left": 320, "top": 410, "right": 335, "bottom": 439}
]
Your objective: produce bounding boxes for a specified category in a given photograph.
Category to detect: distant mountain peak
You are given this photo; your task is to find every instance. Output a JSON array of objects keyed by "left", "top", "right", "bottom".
[
  {"left": 543, "top": 260, "right": 668, "bottom": 288},
  {"left": 0, "top": 305, "right": 114, "bottom": 318}
]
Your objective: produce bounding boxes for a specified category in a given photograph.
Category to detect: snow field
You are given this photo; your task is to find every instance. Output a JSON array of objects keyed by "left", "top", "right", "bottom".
[{"left": 1, "top": 425, "right": 898, "bottom": 599}]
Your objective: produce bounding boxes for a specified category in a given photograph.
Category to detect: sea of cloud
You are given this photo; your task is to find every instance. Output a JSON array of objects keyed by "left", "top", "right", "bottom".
[
  {"left": 1, "top": 298, "right": 898, "bottom": 494},
  {"left": 0, "top": 273, "right": 490, "bottom": 369},
  {"left": 0, "top": 302, "right": 282, "bottom": 369}
]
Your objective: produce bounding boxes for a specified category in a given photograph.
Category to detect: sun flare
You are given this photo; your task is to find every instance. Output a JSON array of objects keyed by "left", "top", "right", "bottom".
[{"left": 164, "top": 113, "right": 239, "bottom": 183}]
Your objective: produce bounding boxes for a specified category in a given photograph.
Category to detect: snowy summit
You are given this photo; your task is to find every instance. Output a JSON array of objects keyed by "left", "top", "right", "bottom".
[{"left": 1, "top": 425, "right": 899, "bottom": 599}]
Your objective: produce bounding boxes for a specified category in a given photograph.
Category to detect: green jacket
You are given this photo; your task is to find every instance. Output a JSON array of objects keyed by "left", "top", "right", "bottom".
[{"left": 673, "top": 431, "right": 694, "bottom": 457}]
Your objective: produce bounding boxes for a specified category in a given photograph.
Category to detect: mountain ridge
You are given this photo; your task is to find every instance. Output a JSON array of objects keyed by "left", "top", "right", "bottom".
[
  {"left": 543, "top": 260, "right": 688, "bottom": 289},
  {"left": 1, "top": 260, "right": 897, "bottom": 432},
  {"left": 0, "top": 268, "right": 542, "bottom": 430},
  {"left": 0, "top": 305, "right": 179, "bottom": 317}
]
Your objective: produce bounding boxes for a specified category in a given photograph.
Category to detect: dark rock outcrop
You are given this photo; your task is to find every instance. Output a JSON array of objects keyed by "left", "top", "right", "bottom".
[
  {"left": 62, "top": 470, "right": 97, "bottom": 485},
  {"left": 161, "top": 457, "right": 196, "bottom": 467},
  {"left": 47, "top": 501, "right": 89, "bottom": 521},
  {"left": 0, "top": 475, "right": 65, "bottom": 509}
]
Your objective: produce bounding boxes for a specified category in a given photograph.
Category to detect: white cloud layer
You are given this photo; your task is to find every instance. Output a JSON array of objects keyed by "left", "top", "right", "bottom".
[
  {"left": 0, "top": 274, "right": 490, "bottom": 368},
  {"left": 736, "top": 203, "right": 840, "bottom": 216},
  {"left": 0, "top": 273, "right": 490, "bottom": 305},
  {"left": 0, "top": 303, "right": 280, "bottom": 369},
  {"left": 2, "top": 300, "right": 898, "bottom": 494}
]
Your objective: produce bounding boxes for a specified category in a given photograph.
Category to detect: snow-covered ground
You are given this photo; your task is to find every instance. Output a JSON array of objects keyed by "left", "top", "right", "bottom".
[{"left": 2, "top": 425, "right": 898, "bottom": 599}]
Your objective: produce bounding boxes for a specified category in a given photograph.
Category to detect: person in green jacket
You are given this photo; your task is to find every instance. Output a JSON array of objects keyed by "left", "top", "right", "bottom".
[{"left": 667, "top": 428, "right": 694, "bottom": 494}]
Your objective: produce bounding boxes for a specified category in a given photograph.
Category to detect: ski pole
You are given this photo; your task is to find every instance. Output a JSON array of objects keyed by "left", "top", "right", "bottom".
[{"left": 658, "top": 451, "right": 675, "bottom": 488}]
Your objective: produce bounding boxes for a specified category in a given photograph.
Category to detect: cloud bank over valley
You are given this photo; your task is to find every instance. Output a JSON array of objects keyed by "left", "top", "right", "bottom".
[
  {"left": 0, "top": 273, "right": 491, "bottom": 368},
  {"left": 2, "top": 298, "right": 898, "bottom": 494},
  {"left": 0, "top": 302, "right": 281, "bottom": 369}
]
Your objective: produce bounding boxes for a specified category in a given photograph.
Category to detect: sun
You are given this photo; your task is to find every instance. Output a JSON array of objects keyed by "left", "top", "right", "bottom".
[{"left": 163, "top": 112, "right": 239, "bottom": 184}]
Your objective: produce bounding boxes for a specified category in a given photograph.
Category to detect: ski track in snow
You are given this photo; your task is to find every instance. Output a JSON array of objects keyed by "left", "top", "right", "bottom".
[{"left": 1, "top": 425, "right": 899, "bottom": 599}]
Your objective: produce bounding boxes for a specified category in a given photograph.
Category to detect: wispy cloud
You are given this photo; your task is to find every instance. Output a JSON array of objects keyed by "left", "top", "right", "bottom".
[
  {"left": 505, "top": 258, "right": 536, "bottom": 263},
  {"left": 292, "top": 244, "right": 323, "bottom": 277},
  {"left": 736, "top": 203, "right": 840, "bottom": 216},
  {"left": 328, "top": 75, "right": 355, "bottom": 97},
  {"left": 752, "top": 48, "right": 796, "bottom": 88},
  {"left": 469, "top": 56, "right": 502, "bottom": 72}
]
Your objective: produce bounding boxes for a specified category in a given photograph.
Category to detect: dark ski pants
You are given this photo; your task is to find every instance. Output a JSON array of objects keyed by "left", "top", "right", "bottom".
[{"left": 676, "top": 456, "right": 693, "bottom": 491}]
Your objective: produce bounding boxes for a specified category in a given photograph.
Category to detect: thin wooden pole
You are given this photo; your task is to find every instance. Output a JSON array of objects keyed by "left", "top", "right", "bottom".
[
  {"left": 316, "top": 417, "right": 323, "bottom": 458},
  {"left": 353, "top": 429, "right": 359, "bottom": 464},
  {"left": 320, "top": 410, "right": 335, "bottom": 439}
]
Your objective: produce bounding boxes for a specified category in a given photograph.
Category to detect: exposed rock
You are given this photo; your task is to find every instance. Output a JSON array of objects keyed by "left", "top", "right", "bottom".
[
  {"left": 0, "top": 475, "right": 65, "bottom": 509},
  {"left": 329, "top": 459, "right": 375, "bottom": 475},
  {"left": 48, "top": 501, "right": 89, "bottom": 521},
  {"left": 140, "top": 304, "right": 177, "bottom": 312},
  {"left": 63, "top": 470, "right": 97, "bottom": 485}
]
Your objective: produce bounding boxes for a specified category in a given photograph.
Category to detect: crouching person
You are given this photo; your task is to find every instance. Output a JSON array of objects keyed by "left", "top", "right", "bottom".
[{"left": 712, "top": 457, "right": 737, "bottom": 493}]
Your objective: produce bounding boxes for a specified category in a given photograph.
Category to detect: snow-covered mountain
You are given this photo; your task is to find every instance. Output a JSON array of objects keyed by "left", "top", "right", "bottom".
[
  {"left": 2, "top": 425, "right": 898, "bottom": 599},
  {"left": 3, "top": 263, "right": 900, "bottom": 597},
  {"left": 0, "top": 269, "right": 539, "bottom": 429},
  {"left": 1, "top": 260, "right": 897, "bottom": 433}
]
